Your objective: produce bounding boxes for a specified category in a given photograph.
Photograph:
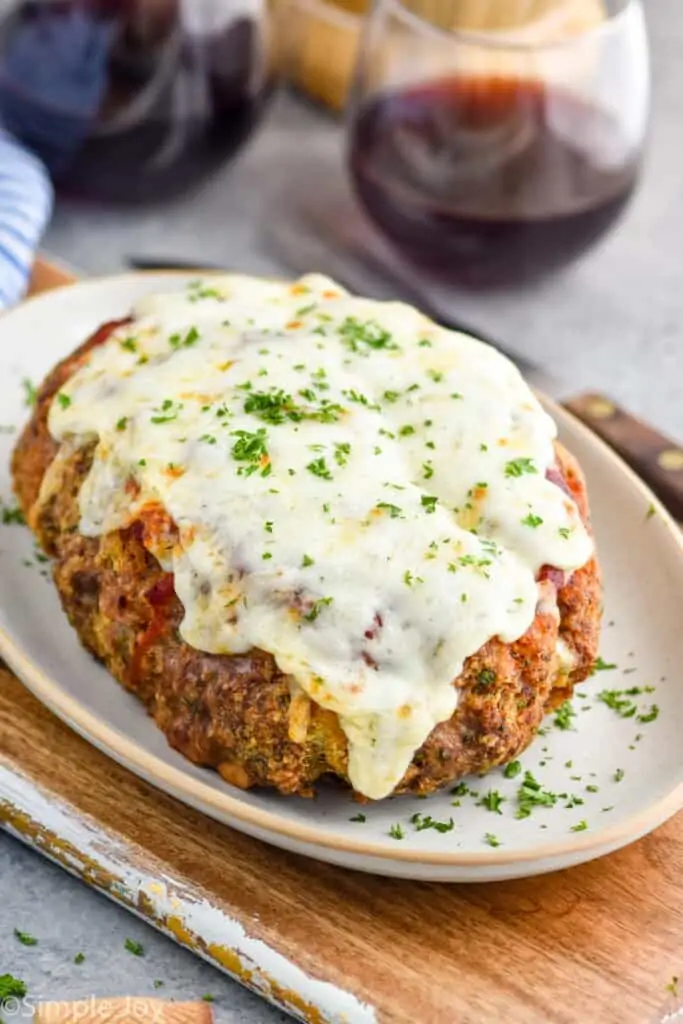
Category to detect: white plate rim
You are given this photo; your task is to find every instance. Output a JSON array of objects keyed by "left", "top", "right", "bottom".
[{"left": 1, "top": 272, "right": 682, "bottom": 869}]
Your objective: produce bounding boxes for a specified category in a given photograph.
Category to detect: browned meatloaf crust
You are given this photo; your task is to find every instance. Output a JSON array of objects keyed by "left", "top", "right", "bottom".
[{"left": 11, "top": 318, "right": 602, "bottom": 798}]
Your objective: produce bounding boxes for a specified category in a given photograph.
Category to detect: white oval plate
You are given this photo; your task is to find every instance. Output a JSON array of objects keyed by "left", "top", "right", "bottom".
[{"left": 1, "top": 273, "right": 682, "bottom": 883}]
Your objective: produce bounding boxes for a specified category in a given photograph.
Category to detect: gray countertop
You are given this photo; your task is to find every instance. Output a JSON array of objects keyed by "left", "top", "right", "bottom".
[{"left": 2, "top": 2, "right": 682, "bottom": 1019}]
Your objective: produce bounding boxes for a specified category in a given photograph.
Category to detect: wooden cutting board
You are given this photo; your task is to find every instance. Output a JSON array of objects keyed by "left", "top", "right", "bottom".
[{"left": 2, "top": 259, "right": 683, "bottom": 1024}]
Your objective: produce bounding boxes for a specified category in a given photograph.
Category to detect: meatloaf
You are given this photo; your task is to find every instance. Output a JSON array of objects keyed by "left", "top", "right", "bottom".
[{"left": 11, "top": 275, "right": 601, "bottom": 799}]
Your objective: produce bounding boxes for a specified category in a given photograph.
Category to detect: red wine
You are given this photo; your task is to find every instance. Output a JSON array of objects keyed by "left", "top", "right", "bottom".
[
  {"left": 0, "top": 1, "right": 273, "bottom": 204},
  {"left": 349, "top": 76, "right": 640, "bottom": 287}
]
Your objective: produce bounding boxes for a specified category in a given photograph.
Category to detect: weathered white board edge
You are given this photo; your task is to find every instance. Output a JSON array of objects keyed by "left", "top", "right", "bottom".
[{"left": 0, "top": 761, "right": 376, "bottom": 1024}]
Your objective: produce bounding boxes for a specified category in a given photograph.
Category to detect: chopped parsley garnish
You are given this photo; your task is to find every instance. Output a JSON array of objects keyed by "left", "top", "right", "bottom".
[
  {"left": 56, "top": 392, "right": 71, "bottom": 409},
  {"left": 231, "top": 428, "right": 270, "bottom": 477},
  {"left": 1, "top": 502, "right": 25, "bottom": 526},
  {"left": 521, "top": 513, "right": 543, "bottom": 528},
  {"left": 199, "top": 434, "right": 217, "bottom": 444},
  {"left": 151, "top": 398, "right": 182, "bottom": 424},
  {"left": 376, "top": 501, "right": 403, "bottom": 519},
  {"left": 478, "top": 790, "right": 505, "bottom": 814},
  {"left": 427, "top": 369, "right": 443, "bottom": 383},
  {"left": 153, "top": 979, "right": 164, "bottom": 989},
  {"left": 201, "top": 994, "right": 215, "bottom": 1003},
  {"left": 553, "top": 701, "right": 575, "bottom": 730},
  {"left": 115, "top": 416, "right": 128, "bottom": 432},
  {"left": 504, "top": 760, "right": 522, "bottom": 779},
  {"left": 483, "top": 833, "right": 501, "bottom": 847},
  {"left": 350, "top": 813, "right": 366, "bottom": 823},
  {"left": 516, "top": 771, "right": 557, "bottom": 819},
  {"left": 646, "top": 503, "right": 657, "bottom": 521},
  {"left": 295, "top": 303, "right": 317, "bottom": 317},
  {"left": 451, "top": 781, "right": 470, "bottom": 797},
  {"left": 613, "top": 768, "right": 625, "bottom": 782},
  {"left": 418, "top": 338, "right": 432, "bottom": 348},
  {"left": 334, "top": 442, "right": 351, "bottom": 466},
  {"left": 388, "top": 823, "right": 405, "bottom": 840},
  {"left": 124, "top": 938, "right": 144, "bottom": 957},
  {"left": 304, "top": 596, "right": 333, "bottom": 622},
  {"left": 383, "top": 390, "right": 400, "bottom": 403},
  {"left": 476, "top": 669, "right": 496, "bottom": 688},
  {"left": 307, "top": 457, "right": 332, "bottom": 480},
  {"left": 243, "top": 388, "right": 343, "bottom": 425},
  {"left": 169, "top": 325, "right": 200, "bottom": 348},
  {"left": 420, "top": 495, "right": 438, "bottom": 514},
  {"left": 22, "top": 378, "right": 37, "bottom": 407},
  {"left": 570, "top": 820, "right": 589, "bottom": 832},
  {"left": 74, "top": 953, "right": 85, "bottom": 965},
  {"left": 13, "top": 929, "right": 37, "bottom": 946},
  {"left": 422, "top": 461, "right": 434, "bottom": 479},
  {"left": 301, "top": 554, "right": 314, "bottom": 567},
  {"left": 505, "top": 458, "right": 538, "bottom": 478},
  {"left": 120, "top": 336, "right": 137, "bottom": 353},
  {"left": 558, "top": 527, "right": 571, "bottom": 539},
  {"left": 188, "top": 282, "right": 224, "bottom": 301},
  {"left": 591, "top": 656, "right": 617, "bottom": 674},
  {"left": 411, "top": 813, "right": 454, "bottom": 833},
  {"left": 0, "top": 974, "right": 27, "bottom": 1002},
  {"left": 339, "top": 317, "right": 397, "bottom": 352},
  {"left": 399, "top": 424, "right": 415, "bottom": 436},
  {"left": 597, "top": 688, "right": 657, "bottom": 719},
  {"left": 667, "top": 977, "right": 679, "bottom": 997}
]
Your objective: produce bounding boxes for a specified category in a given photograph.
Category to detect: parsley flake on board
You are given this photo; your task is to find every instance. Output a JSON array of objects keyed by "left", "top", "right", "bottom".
[
  {"left": 349, "top": 813, "right": 366, "bottom": 823},
  {"left": 124, "top": 938, "right": 144, "bottom": 957},
  {"left": 0, "top": 974, "right": 27, "bottom": 1002},
  {"left": 13, "top": 930, "right": 37, "bottom": 947},
  {"left": 504, "top": 760, "right": 522, "bottom": 779},
  {"left": 521, "top": 513, "right": 543, "bottom": 528},
  {"left": 74, "top": 953, "right": 85, "bottom": 965},
  {"left": 483, "top": 833, "right": 501, "bottom": 848},
  {"left": 389, "top": 823, "right": 405, "bottom": 840}
]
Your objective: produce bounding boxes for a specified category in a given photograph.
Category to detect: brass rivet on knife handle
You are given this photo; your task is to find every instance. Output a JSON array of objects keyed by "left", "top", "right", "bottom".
[{"left": 564, "top": 392, "right": 683, "bottom": 522}]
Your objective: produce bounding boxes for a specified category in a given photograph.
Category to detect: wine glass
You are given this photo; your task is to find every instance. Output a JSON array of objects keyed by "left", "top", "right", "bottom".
[
  {"left": 0, "top": 0, "right": 276, "bottom": 204},
  {"left": 347, "top": 0, "right": 650, "bottom": 287}
]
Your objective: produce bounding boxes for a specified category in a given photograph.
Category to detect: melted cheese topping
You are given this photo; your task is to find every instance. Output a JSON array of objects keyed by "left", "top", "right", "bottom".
[{"left": 48, "top": 274, "right": 593, "bottom": 799}]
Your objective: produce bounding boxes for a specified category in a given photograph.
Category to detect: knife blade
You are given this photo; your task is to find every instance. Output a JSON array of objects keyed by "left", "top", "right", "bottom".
[{"left": 126, "top": 254, "right": 683, "bottom": 520}]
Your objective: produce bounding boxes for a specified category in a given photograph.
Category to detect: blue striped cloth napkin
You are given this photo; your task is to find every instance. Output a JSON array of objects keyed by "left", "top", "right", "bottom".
[{"left": 0, "top": 132, "right": 53, "bottom": 308}]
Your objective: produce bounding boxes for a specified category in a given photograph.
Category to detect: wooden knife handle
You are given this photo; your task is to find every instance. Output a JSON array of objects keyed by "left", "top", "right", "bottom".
[{"left": 564, "top": 392, "right": 683, "bottom": 520}]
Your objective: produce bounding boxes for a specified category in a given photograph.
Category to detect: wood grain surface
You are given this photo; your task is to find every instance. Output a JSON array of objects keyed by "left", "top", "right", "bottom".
[{"left": 1, "top": 259, "right": 682, "bottom": 1024}]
